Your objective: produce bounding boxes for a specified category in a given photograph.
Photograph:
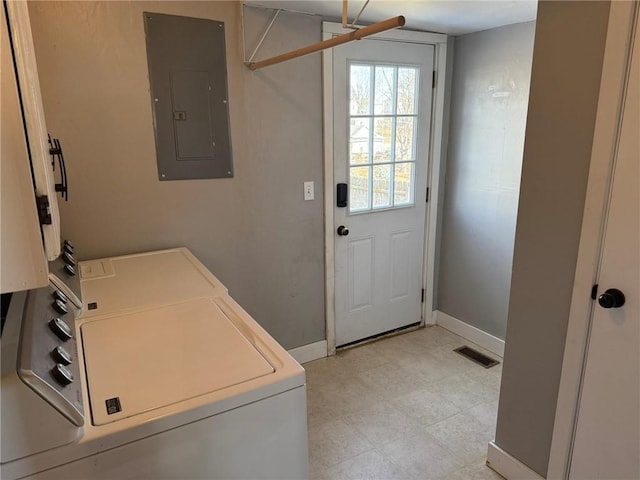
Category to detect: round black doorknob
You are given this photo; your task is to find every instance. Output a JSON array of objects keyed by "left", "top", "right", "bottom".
[
  {"left": 598, "top": 288, "right": 625, "bottom": 309},
  {"left": 337, "top": 225, "right": 349, "bottom": 236}
]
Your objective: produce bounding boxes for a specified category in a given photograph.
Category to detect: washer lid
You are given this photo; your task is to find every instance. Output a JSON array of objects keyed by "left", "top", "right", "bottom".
[{"left": 82, "top": 297, "right": 275, "bottom": 426}]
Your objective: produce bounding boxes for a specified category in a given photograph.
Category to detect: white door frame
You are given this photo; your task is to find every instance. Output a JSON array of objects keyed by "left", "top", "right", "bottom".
[
  {"left": 546, "top": 2, "right": 638, "bottom": 478},
  {"left": 322, "top": 22, "right": 448, "bottom": 355}
]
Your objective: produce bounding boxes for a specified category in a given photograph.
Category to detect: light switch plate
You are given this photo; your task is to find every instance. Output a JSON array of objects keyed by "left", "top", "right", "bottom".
[{"left": 304, "top": 181, "right": 314, "bottom": 201}]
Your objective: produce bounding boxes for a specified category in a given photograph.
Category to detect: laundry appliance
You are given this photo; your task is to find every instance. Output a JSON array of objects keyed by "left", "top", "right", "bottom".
[
  {"left": 1, "top": 2, "right": 308, "bottom": 478},
  {"left": 1, "top": 248, "right": 308, "bottom": 479}
]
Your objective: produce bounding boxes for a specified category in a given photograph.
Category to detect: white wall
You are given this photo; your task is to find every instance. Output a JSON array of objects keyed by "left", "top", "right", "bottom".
[
  {"left": 28, "top": 1, "right": 325, "bottom": 349},
  {"left": 437, "top": 21, "right": 535, "bottom": 340}
]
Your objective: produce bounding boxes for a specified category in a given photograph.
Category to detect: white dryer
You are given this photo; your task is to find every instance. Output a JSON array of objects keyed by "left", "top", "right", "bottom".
[{"left": 1, "top": 249, "right": 308, "bottom": 479}]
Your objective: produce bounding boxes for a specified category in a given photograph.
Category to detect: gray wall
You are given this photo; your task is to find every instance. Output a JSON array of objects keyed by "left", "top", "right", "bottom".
[
  {"left": 495, "top": 1, "right": 611, "bottom": 476},
  {"left": 437, "top": 21, "right": 535, "bottom": 340},
  {"left": 28, "top": 1, "right": 325, "bottom": 349}
]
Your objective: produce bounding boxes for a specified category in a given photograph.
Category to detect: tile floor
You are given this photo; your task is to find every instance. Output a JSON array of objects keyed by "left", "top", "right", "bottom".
[{"left": 304, "top": 325, "right": 505, "bottom": 480}]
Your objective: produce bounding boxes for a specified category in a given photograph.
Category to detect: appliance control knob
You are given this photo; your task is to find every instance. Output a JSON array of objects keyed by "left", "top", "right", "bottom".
[
  {"left": 52, "top": 299, "right": 69, "bottom": 315},
  {"left": 53, "top": 289, "right": 68, "bottom": 303},
  {"left": 64, "top": 264, "right": 76, "bottom": 276},
  {"left": 49, "top": 318, "right": 73, "bottom": 341},
  {"left": 52, "top": 363, "right": 74, "bottom": 386},
  {"left": 63, "top": 240, "right": 75, "bottom": 254},
  {"left": 51, "top": 346, "right": 72, "bottom": 365},
  {"left": 62, "top": 252, "right": 76, "bottom": 266}
]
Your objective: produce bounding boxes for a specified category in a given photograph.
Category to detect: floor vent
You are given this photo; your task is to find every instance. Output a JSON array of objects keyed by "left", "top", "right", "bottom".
[{"left": 454, "top": 346, "right": 500, "bottom": 369}]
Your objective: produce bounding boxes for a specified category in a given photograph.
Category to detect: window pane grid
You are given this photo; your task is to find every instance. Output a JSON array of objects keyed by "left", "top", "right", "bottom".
[
  {"left": 388, "top": 67, "right": 398, "bottom": 203},
  {"left": 348, "top": 61, "right": 420, "bottom": 213},
  {"left": 348, "top": 115, "right": 418, "bottom": 165}
]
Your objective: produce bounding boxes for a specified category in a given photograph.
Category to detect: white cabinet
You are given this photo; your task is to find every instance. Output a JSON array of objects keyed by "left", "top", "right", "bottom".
[
  {"left": 0, "top": 7, "right": 47, "bottom": 293},
  {"left": 1, "top": 2, "right": 62, "bottom": 293}
]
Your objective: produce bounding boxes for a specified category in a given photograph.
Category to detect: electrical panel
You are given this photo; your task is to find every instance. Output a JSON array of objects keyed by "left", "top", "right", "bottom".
[{"left": 144, "top": 12, "right": 233, "bottom": 181}]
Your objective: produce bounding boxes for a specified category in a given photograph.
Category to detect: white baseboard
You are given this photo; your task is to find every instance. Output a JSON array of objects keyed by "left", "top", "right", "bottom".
[
  {"left": 487, "top": 441, "right": 544, "bottom": 480},
  {"left": 287, "top": 340, "right": 327, "bottom": 364},
  {"left": 435, "top": 310, "right": 505, "bottom": 357}
]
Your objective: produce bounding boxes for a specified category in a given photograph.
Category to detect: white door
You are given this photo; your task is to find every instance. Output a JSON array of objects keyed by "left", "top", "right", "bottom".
[
  {"left": 569, "top": 13, "right": 639, "bottom": 479},
  {"left": 333, "top": 39, "right": 434, "bottom": 346}
]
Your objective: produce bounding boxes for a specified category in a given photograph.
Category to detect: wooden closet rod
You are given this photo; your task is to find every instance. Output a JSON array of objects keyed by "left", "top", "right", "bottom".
[{"left": 247, "top": 15, "right": 405, "bottom": 71}]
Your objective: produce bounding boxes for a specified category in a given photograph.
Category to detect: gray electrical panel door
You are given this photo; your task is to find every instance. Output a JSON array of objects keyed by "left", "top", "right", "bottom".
[{"left": 144, "top": 12, "right": 233, "bottom": 180}]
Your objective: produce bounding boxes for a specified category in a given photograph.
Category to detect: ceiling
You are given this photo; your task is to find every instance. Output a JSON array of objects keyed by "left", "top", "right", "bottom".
[{"left": 245, "top": 0, "right": 538, "bottom": 36}]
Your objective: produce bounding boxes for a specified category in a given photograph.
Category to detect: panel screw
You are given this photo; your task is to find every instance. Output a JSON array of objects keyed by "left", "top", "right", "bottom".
[
  {"left": 161, "top": 174, "right": 166, "bottom": 178},
  {"left": 154, "top": 98, "right": 159, "bottom": 102},
  {"left": 223, "top": 100, "right": 227, "bottom": 104},
  {"left": 227, "top": 171, "right": 232, "bottom": 175}
]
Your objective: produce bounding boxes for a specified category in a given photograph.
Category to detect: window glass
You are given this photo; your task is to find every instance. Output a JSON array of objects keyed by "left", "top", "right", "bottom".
[
  {"left": 395, "top": 117, "right": 415, "bottom": 161},
  {"left": 350, "top": 65, "right": 372, "bottom": 115},
  {"left": 348, "top": 62, "right": 420, "bottom": 213},
  {"left": 373, "top": 117, "right": 392, "bottom": 163},
  {"left": 373, "top": 164, "right": 392, "bottom": 208},
  {"left": 349, "top": 118, "right": 371, "bottom": 165},
  {"left": 350, "top": 166, "right": 370, "bottom": 211},
  {"left": 374, "top": 66, "right": 395, "bottom": 115},
  {"left": 397, "top": 67, "right": 418, "bottom": 114},
  {"left": 394, "top": 162, "right": 414, "bottom": 205}
]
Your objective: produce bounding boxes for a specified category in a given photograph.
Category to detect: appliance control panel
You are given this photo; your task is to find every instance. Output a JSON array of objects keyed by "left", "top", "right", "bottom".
[
  {"left": 17, "top": 284, "right": 84, "bottom": 426},
  {"left": 49, "top": 239, "right": 82, "bottom": 309}
]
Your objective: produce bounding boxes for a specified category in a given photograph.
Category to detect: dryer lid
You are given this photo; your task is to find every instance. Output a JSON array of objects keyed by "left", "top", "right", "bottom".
[
  {"left": 79, "top": 248, "right": 228, "bottom": 317},
  {"left": 82, "top": 297, "right": 275, "bottom": 426}
]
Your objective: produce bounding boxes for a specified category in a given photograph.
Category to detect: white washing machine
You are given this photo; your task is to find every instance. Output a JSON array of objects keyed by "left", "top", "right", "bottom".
[{"left": 1, "top": 249, "right": 308, "bottom": 479}]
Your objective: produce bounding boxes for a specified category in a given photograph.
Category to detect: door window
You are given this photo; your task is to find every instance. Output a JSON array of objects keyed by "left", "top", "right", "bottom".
[{"left": 348, "top": 63, "right": 420, "bottom": 212}]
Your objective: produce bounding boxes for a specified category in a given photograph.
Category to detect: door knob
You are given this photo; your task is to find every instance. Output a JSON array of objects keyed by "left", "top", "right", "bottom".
[
  {"left": 598, "top": 288, "right": 625, "bottom": 309},
  {"left": 337, "top": 225, "right": 349, "bottom": 236}
]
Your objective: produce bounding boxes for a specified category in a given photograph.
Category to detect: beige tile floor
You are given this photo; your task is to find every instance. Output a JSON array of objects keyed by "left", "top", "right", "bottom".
[{"left": 304, "top": 325, "right": 505, "bottom": 480}]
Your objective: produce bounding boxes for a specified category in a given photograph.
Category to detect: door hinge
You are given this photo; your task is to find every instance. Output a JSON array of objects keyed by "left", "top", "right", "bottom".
[
  {"left": 36, "top": 195, "right": 52, "bottom": 225},
  {"left": 432, "top": 71, "right": 437, "bottom": 88},
  {"left": 421, "top": 288, "right": 425, "bottom": 303},
  {"left": 591, "top": 284, "right": 598, "bottom": 300},
  {"left": 426, "top": 187, "right": 430, "bottom": 203}
]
